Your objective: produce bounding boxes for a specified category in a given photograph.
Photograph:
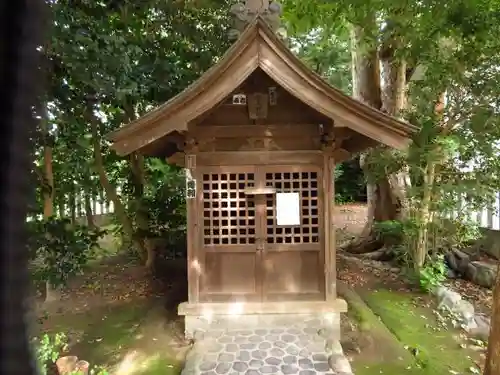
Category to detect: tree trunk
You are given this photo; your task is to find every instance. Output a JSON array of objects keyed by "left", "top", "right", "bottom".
[
  {"left": 413, "top": 163, "right": 435, "bottom": 270},
  {"left": 69, "top": 185, "right": 76, "bottom": 225},
  {"left": 41, "top": 107, "right": 62, "bottom": 302},
  {"left": 45, "top": 281, "right": 61, "bottom": 303},
  {"left": 87, "top": 100, "right": 139, "bottom": 253},
  {"left": 412, "top": 92, "right": 447, "bottom": 269},
  {"left": 57, "top": 201, "right": 64, "bottom": 218},
  {"left": 350, "top": 24, "right": 382, "bottom": 110},
  {"left": 84, "top": 191, "right": 95, "bottom": 229},
  {"left": 144, "top": 237, "right": 155, "bottom": 269},
  {"left": 123, "top": 102, "right": 153, "bottom": 268},
  {"left": 485, "top": 263, "right": 500, "bottom": 375},
  {"left": 344, "top": 21, "right": 410, "bottom": 255},
  {"left": 130, "top": 152, "right": 152, "bottom": 267},
  {"left": 43, "top": 138, "right": 54, "bottom": 219},
  {"left": 83, "top": 169, "right": 96, "bottom": 229}
]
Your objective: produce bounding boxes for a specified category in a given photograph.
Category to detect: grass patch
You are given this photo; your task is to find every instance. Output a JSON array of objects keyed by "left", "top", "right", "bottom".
[
  {"left": 338, "top": 282, "right": 419, "bottom": 373},
  {"left": 36, "top": 300, "right": 182, "bottom": 375},
  {"left": 354, "top": 363, "right": 435, "bottom": 375},
  {"left": 361, "top": 289, "right": 480, "bottom": 375},
  {"left": 133, "top": 355, "right": 182, "bottom": 375}
]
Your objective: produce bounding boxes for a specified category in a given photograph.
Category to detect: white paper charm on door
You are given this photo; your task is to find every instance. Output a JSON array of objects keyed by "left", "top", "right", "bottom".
[{"left": 276, "top": 192, "right": 301, "bottom": 226}]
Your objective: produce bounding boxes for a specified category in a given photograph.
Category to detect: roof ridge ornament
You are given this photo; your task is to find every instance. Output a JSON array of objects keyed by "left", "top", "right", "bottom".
[{"left": 228, "top": 0, "right": 286, "bottom": 41}]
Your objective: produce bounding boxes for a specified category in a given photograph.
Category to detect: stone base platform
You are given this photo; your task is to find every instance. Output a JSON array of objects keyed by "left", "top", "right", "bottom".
[{"left": 178, "top": 299, "right": 348, "bottom": 341}]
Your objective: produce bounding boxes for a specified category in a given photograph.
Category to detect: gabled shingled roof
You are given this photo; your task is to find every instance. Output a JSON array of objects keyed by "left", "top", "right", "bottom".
[{"left": 107, "top": 16, "right": 417, "bottom": 156}]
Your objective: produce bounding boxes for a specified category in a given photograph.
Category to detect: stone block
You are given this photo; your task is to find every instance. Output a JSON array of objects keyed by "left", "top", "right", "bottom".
[{"left": 184, "top": 313, "right": 340, "bottom": 342}]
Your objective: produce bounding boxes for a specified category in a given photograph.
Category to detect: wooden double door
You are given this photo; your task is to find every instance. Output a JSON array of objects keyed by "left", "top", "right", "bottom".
[{"left": 198, "top": 165, "right": 325, "bottom": 303}]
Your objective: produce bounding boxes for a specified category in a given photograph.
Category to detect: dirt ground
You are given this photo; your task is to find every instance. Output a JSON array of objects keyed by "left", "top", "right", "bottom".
[
  {"left": 333, "top": 203, "right": 493, "bottom": 314},
  {"left": 35, "top": 202, "right": 493, "bottom": 335},
  {"left": 33, "top": 203, "right": 492, "bottom": 375}
]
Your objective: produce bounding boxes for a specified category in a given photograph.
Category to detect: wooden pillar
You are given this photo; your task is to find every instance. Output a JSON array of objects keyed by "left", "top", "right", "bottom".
[
  {"left": 322, "top": 130, "right": 336, "bottom": 302},
  {"left": 185, "top": 137, "right": 200, "bottom": 303}
]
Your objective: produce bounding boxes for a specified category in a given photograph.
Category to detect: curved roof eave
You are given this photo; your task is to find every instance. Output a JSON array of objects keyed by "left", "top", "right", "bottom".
[{"left": 108, "top": 16, "right": 418, "bottom": 156}]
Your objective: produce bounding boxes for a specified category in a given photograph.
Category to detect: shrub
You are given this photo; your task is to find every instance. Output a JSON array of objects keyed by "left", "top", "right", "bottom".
[
  {"left": 418, "top": 254, "right": 447, "bottom": 293},
  {"left": 27, "top": 217, "right": 106, "bottom": 288},
  {"left": 33, "top": 333, "right": 68, "bottom": 375},
  {"left": 32, "top": 333, "right": 109, "bottom": 375}
]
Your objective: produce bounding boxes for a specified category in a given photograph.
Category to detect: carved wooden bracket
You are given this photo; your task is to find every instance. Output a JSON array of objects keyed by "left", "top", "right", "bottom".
[{"left": 184, "top": 136, "right": 199, "bottom": 153}]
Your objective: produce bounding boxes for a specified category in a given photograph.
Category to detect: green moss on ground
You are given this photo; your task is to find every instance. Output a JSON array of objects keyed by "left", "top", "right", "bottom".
[
  {"left": 37, "top": 301, "right": 182, "bottom": 375},
  {"left": 360, "top": 289, "right": 480, "bottom": 375},
  {"left": 354, "top": 363, "right": 436, "bottom": 375},
  {"left": 338, "top": 282, "right": 414, "bottom": 365}
]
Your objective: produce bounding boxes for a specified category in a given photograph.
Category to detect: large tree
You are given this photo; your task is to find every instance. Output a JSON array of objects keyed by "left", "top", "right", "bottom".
[
  {"left": 283, "top": 0, "right": 500, "bottom": 269},
  {"left": 41, "top": 0, "right": 231, "bottom": 268}
]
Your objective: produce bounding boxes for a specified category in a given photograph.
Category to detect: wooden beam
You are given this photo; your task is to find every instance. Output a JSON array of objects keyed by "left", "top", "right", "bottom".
[
  {"left": 332, "top": 148, "right": 351, "bottom": 163},
  {"left": 322, "top": 147, "right": 336, "bottom": 301},
  {"left": 195, "top": 150, "right": 323, "bottom": 166},
  {"left": 343, "top": 135, "right": 379, "bottom": 154},
  {"left": 166, "top": 152, "right": 185, "bottom": 166},
  {"left": 193, "top": 124, "right": 321, "bottom": 139},
  {"left": 332, "top": 135, "right": 380, "bottom": 163},
  {"left": 185, "top": 142, "right": 200, "bottom": 304},
  {"left": 178, "top": 299, "right": 348, "bottom": 316}
]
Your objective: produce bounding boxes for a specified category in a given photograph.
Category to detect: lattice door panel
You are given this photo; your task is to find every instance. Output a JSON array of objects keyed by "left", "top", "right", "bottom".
[
  {"left": 264, "top": 170, "right": 320, "bottom": 245},
  {"left": 201, "top": 171, "right": 256, "bottom": 246}
]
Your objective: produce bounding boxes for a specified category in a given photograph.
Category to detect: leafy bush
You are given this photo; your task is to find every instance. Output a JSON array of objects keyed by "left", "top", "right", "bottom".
[
  {"left": 334, "top": 158, "right": 366, "bottom": 203},
  {"left": 142, "top": 161, "right": 187, "bottom": 259},
  {"left": 33, "top": 333, "right": 68, "bottom": 375},
  {"left": 374, "top": 216, "right": 483, "bottom": 271},
  {"left": 33, "top": 333, "right": 109, "bottom": 375},
  {"left": 27, "top": 217, "right": 106, "bottom": 287},
  {"left": 374, "top": 219, "right": 419, "bottom": 266},
  {"left": 374, "top": 220, "right": 406, "bottom": 243},
  {"left": 334, "top": 157, "right": 366, "bottom": 204},
  {"left": 430, "top": 217, "right": 483, "bottom": 251},
  {"left": 418, "top": 254, "right": 447, "bottom": 293}
]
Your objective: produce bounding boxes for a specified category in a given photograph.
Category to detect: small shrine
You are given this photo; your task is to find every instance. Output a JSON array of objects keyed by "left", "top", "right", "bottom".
[{"left": 107, "top": 0, "right": 416, "bottom": 338}]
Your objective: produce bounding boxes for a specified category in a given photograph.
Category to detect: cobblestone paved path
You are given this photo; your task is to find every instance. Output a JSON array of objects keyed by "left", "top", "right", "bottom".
[{"left": 181, "top": 327, "right": 353, "bottom": 375}]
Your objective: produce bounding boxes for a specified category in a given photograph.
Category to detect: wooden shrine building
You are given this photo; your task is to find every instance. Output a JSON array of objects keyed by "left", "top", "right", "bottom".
[{"left": 107, "top": 1, "right": 416, "bottom": 338}]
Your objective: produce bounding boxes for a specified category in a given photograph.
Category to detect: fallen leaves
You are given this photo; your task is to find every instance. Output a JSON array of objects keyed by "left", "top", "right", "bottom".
[{"left": 34, "top": 258, "right": 166, "bottom": 319}]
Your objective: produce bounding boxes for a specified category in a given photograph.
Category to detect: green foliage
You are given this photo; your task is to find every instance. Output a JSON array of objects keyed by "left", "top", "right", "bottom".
[
  {"left": 374, "top": 219, "right": 418, "bottom": 265},
  {"left": 27, "top": 217, "right": 106, "bottom": 287},
  {"left": 141, "top": 160, "right": 187, "bottom": 258},
  {"left": 374, "top": 220, "right": 406, "bottom": 242},
  {"left": 283, "top": 0, "right": 500, "bottom": 273},
  {"left": 32, "top": 0, "right": 500, "bottom": 276},
  {"left": 29, "top": 0, "right": 232, "bottom": 258},
  {"left": 334, "top": 158, "right": 367, "bottom": 203},
  {"left": 33, "top": 333, "right": 68, "bottom": 375},
  {"left": 86, "top": 366, "right": 109, "bottom": 375},
  {"left": 429, "top": 217, "right": 483, "bottom": 251},
  {"left": 362, "top": 289, "right": 480, "bottom": 374},
  {"left": 374, "top": 215, "right": 483, "bottom": 270},
  {"left": 418, "top": 255, "right": 447, "bottom": 293},
  {"left": 33, "top": 333, "right": 109, "bottom": 375}
]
